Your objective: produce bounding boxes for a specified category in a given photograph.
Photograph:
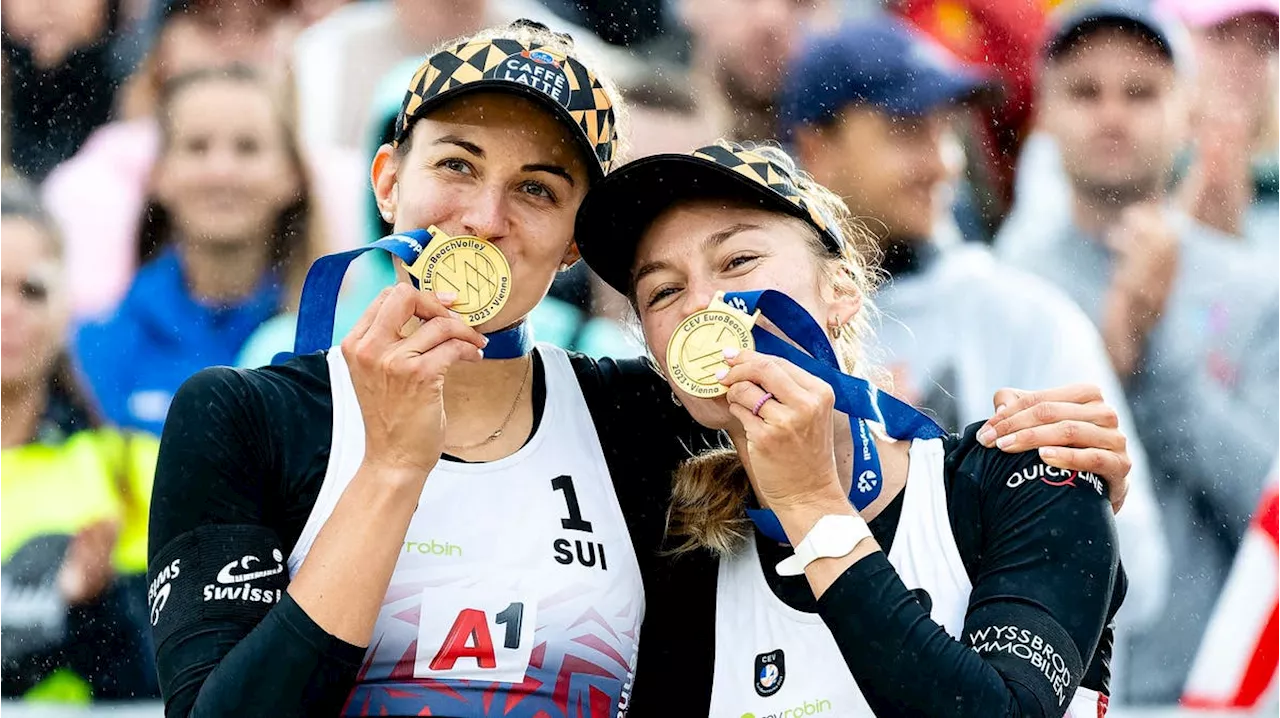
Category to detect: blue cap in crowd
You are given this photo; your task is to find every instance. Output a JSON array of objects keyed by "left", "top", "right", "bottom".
[
  {"left": 779, "top": 17, "right": 995, "bottom": 133},
  {"left": 1045, "top": 1, "right": 1184, "bottom": 66}
]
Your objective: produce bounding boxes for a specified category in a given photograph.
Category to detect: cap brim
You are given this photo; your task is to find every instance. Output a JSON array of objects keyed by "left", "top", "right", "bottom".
[
  {"left": 1047, "top": 12, "right": 1176, "bottom": 62},
  {"left": 876, "top": 70, "right": 999, "bottom": 117},
  {"left": 575, "top": 154, "right": 816, "bottom": 296},
  {"left": 404, "top": 79, "right": 605, "bottom": 181}
]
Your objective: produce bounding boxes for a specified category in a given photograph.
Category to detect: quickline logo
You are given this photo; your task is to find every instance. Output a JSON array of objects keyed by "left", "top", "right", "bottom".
[
  {"left": 402, "top": 539, "right": 462, "bottom": 557},
  {"left": 741, "top": 697, "right": 832, "bottom": 718}
]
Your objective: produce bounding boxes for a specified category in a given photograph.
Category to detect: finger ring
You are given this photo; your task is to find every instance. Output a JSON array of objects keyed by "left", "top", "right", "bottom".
[{"left": 752, "top": 392, "right": 774, "bottom": 417}]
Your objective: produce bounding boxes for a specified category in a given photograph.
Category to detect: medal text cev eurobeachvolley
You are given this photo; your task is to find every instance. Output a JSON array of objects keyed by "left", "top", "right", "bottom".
[
  {"left": 403, "top": 226, "right": 512, "bottom": 327},
  {"left": 667, "top": 291, "right": 761, "bottom": 398}
]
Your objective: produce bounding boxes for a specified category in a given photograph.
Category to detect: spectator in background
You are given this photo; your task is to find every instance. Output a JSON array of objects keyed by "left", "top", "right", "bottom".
[
  {"left": 1157, "top": 0, "right": 1279, "bottom": 253},
  {"left": 782, "top": 15, "right": 1168, "bottom": 651},
  {"left": 893, "top": 0, "right": 1053, "bottom": 233},
  {"left": 621, "top": 68, "right": 719, "bottom": 158},
  {"left": 292, "top": 0, "right": 638, "bottom": 152},
  {"left": 1, "top": 179, "right": 158, "bottom": 704},
  {"left": 675, "top": 0, "right": 830, "bottom": 141},
  {"left": 75, "top": 66, "right": 324, "bottom": 435},
  {"left": 1, "top": 0, "right": 121, "bottom": 181},
  {"left": 115, "top": 0, "right": 300, "bottom": 122},
  {"left": 41, "top": 0, "right": 364, "bottom": 320},
  {"left": 109, "top": 0, "right": 334, "bottom": 96},
  {"left": 996, "top": 4, "right": 1280, "bottom": 702},
  {"left": 236, "top": 56, "right": 418, "bottom": 368}
]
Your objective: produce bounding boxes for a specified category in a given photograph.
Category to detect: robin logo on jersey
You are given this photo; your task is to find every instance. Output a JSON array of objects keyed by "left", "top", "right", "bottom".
[{"left": 754, "top": 649, "right": 786, "bottom": 697}]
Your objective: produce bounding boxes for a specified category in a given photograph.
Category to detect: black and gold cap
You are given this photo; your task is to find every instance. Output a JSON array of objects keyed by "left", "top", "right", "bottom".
[
  {"left": 393, "top": 21, "right": 617, "bottom": 180},
  {"left": 575, "top": 140, "right": 844, "bottom": 296}
]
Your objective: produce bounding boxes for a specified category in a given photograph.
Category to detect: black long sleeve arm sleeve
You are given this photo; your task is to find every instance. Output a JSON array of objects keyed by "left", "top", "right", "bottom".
[
  {"left": 816, "top": 440, "right": 1123, "bottom": 717},
  {"left": 148, "top": 363, "right": 364, "bottom": 717}
]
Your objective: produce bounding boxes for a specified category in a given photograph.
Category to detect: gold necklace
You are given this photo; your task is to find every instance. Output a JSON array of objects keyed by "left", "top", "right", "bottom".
[{"left": 444, "top": 357, "right": 533, "bottom": 452}]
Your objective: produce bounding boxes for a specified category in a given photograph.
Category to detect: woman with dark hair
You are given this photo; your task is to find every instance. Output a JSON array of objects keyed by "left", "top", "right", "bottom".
[
  {"left": 0, "top": 178, "right": 159, "bottom": 703},
  {"left": 75, "top": 64, "right": 325, "bottom": 435}
]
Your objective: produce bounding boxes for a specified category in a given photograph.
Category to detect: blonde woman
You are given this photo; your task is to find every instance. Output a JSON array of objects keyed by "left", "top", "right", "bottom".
[{"left": 575, "top": 141, "right": 1124, "bottom": 717}]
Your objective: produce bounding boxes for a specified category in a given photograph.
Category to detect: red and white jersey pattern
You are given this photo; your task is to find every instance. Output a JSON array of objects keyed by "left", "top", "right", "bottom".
[{"left": 288, "top": 345, "right": 644, "bottom": 717}]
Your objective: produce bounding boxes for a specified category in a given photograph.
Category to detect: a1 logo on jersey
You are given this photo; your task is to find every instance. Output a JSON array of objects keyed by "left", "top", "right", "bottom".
[
  {"left": 754, "top": 649, "right": 785, "bottom": 697},
  {"left": 416, "top": 585, "right": 536, "bottom": 683}
]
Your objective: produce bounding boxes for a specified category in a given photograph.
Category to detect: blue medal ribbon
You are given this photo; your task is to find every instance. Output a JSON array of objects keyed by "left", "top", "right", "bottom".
[
  {"left": 278, "top": 229, "right": 534, "bottom": 364},
  {"left": 719, "top": 290, "right": 945, "bottom": 545}
]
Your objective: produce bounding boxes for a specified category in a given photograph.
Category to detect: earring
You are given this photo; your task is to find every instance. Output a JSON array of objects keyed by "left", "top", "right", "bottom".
[{"left": 558, "top": 262, "right": 570, "bottom": 272}]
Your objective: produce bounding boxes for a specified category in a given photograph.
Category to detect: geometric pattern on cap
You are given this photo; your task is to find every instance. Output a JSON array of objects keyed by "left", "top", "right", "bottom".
[
  {"left": 691, "top": 140, "right": 842, "bottom": 247},
  {"left": 395, "top": 37, "right": 616, "bottom": 174}
]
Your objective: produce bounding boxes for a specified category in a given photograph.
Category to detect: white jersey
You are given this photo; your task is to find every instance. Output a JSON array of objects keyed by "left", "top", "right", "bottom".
[
  {"left": 288, "top": 345, "right": 644, "bottom": 717},
  {"left": 707, "top": 437, "right": 1106, "bottom": 718}
]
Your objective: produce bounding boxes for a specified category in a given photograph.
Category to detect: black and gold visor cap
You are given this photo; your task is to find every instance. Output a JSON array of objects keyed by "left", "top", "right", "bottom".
[
  {"left": 393, "top": 31, "right": 617, "bottom": 181},
  {"left": 575, "top": 141, "right": 845, "bottom": 296}
]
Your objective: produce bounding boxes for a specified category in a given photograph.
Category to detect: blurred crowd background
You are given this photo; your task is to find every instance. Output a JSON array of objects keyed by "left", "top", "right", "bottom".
[{"left": 2, "top": 0, "right": 1277, "bottom": 713}]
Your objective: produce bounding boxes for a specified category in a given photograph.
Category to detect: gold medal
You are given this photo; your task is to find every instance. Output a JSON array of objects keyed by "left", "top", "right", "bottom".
[
  {"left": 404, "top": 226, "right": 512, "bottom": 326},
  {"left": 666, "top": 291, "right": 759, "bottom": 398}
]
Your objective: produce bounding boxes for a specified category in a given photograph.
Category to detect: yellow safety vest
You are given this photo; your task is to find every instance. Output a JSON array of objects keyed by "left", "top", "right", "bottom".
[{"left": 1, "top": 428, "right": 158, "bottom": 702}]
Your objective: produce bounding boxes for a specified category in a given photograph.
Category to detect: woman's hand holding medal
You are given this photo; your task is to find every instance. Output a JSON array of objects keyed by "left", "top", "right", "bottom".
[
  {"left": 668, "top": 289, "right": 1139, "bottom": 527},
  {"left": 342, "top": 283, "right": 487, "bottom": 480},
  {"left": 716, "top": 347, "right": 848, "bottom": 514}
]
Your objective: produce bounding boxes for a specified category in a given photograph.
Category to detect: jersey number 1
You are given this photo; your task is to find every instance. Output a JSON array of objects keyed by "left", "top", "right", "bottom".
[{"left": 552, "top": 475, "right": 593, "bottom": 532}]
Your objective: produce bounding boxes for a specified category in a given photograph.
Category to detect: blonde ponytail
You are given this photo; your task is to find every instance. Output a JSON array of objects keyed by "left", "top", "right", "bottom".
[{"left": 664, "top": 448, "right": 752, "bottom": 557}]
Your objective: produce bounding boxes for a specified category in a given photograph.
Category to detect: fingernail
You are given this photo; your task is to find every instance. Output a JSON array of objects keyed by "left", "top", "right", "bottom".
[
  {"left": 481, "top": 335, "right": 490, "bottom": 346},
  {"left": 438, "top": 291, "right": 458, "bottom": 303},
  {"left": 477, "top": 347, "right": 485, "bottom": 359},
  {"left": 722, "top": 347, "right": 740, "bottom": 360},
  {"left": 995, "top": 404, "right": 1007, "bottom": 416},
  {"left": 715, "top": 368, "right": 729, "bottom": 381},
  {"left": 1040, "top": 447, "right": 1058, "bottom": 459},
  {"left": 977, "top": 427, "right": 996, "bottom": 446},
  {"left": 996, "top": 433, "right": 1015, "bottom": 450}
]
